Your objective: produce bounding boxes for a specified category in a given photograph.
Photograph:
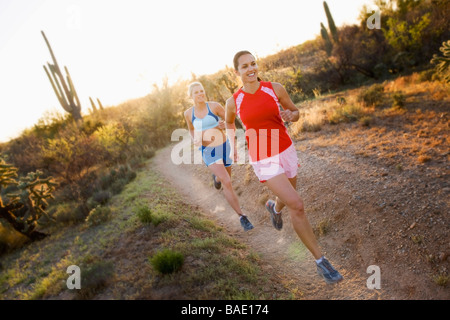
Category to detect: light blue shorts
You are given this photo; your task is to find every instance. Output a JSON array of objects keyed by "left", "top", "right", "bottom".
[{"left": 200, "top": 139, "right": 232, "bottom": 167}]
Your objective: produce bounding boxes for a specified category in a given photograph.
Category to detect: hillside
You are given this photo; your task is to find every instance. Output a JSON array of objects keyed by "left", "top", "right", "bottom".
[
  {"left": 0, "top": 73, "right": 448, "bottom": 300},
  {"left": 158, "top": 75, "right": 449, "bottom": 299}
]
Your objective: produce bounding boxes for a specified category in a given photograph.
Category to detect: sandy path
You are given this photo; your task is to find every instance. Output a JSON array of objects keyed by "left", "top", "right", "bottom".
[{"left": 153, "top": 142, "right": 381, "bottom": 300}]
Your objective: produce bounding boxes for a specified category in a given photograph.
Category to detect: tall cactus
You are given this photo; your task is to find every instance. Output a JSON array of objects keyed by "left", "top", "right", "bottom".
[
  {"left": 323, "top": 1, "right": 339, "bottom": 43},
  {"left": 320, "top": 22, "right": 333, "bottom": 56},
  {"left": 320, "top": 2, "right": 339, "bottom": 57},
  {"left": 431, "top": 40, "right": 450, "bottom": 83},
  {"left": 89, "top": 97, "right": 104, "bottom": 113},
  {"left": 42, "top": 30, "right": 83, "bottom": 122}
]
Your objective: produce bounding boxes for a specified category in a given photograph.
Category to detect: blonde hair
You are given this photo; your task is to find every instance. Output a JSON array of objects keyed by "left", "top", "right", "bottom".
[{"left": 188, "top": 81, "right": 204, "bottom": 98}]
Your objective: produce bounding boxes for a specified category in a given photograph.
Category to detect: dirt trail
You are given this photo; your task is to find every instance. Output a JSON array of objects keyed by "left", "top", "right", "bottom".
[{"left": 154, "top": 142, "right": 386, "bottom": 300}]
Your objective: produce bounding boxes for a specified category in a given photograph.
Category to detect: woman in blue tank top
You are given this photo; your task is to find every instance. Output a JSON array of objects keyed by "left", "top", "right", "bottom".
[{"left": 184, "top": 82, "right": 254, "bottom": 232}]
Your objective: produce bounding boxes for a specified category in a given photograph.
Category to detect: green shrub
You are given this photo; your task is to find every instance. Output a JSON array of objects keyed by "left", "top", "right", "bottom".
[
  {"left": 99, "top": 173, "right": 114, "bottom": 190},
  {"left": 418, "top": 69, "right": 435, "bottom": 82},
  {"left": 149, "top": 249, "right": 184, "bottom": 274},
  {"left": 50, "top": 202, "right": 86, "bottom": 224},
  {"left": 329, "top": 104, "right": 365, "bottom": 124},
  {"left": 357, "top": 84, "right": 384, "bottom": 107},
  {"left": 98, "top": 165, "right": 136, "bottom": 194},
  {"left": 85, "top": 206, "right": 111, "bottom": 226},
  {"left": 392, "top": 91, "right": 406, "bottom": 109},
  {"left": 91, "top": 190, "right": 111, "bottom": 205},
  {"left": 77, "top": 260, "right": 114, "bottom": 299},
  {"left": 359, "top": 115, "right": 373, "bottom": 127},
  {"left": 136, "top": 206, "right": 152, "bottom": 224},
  {"left": 110, "top": 178, "right": 128, "bottom": 195},
  {"left": 150, "top": 209, "right": 171, "bottom": 227},
  {"left": 125, "top": 170, "right": 137, "bottom": 182}
]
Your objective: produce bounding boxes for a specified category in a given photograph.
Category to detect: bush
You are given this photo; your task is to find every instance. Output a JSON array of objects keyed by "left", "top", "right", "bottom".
[
  {"left": 76, "top": 260, "right": 114, "bottom": 299},
  {"left": 359, "top": 115, "right": 373, "bottom": 127},
  {"left": 136, "top": 206, "right": 152, "bottom": 224},
  {"left": 110, "top": 178, "right": 127, "bottom": 195},
  {"left": 149, "top": 249, "right": 184, "bottom": 274},
  {"left": 328, "top": 104, "right": 365, "bottom": 124},
  {"left": 357, "top": 84, "right": 385, "bottom": 107},
  {"left": 85, "top": 206, "right": 111, "bottom": 226},
  {"left": 91, "top": 190, "right": 111, "bottom": 206},
  {"left": 98, "top": 165, "right": 136, "bottom": 194},
  {"left": 392, "top": 91, "right": 406, "bottom": 109},
  {"left": 50, "top": 202, "right": 86, "bottom": 224},
  {"left": 299, "top": 112, "right": 324, "bottom": 132}
]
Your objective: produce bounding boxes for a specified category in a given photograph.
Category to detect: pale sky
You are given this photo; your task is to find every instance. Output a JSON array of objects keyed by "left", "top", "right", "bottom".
[{"left": 0, "top": 0, "right": 374, "bottom": 142}]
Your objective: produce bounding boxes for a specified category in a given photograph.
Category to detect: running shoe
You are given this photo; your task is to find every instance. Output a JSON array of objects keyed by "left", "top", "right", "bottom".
[
  {"left": 316, "top": 257, "right": 344, "bottom": 284},
  {"left": 240, "top": 215, "right": 254, "bottom": 231},
  {"left": 212, "top": 174, "right": 221, "bottom": 190},
  {"left": 265, "top": 200, "right": 283, "bottom": 231}
]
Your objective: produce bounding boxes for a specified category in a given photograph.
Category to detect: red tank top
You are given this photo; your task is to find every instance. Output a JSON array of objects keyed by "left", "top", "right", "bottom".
[{"left": 233, "top": 81, "right": 292, "bottom": 162}]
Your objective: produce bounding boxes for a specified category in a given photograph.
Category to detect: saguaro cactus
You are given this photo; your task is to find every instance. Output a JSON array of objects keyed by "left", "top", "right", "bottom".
[
  {"left": 320, "top": 2, "right": 339, "bottom": 57},
  {"left": 42, "top": 30, "right": 83, "bottom": 122},
  {"left": 323, "top": 1, "right": 339, "bottom": 44},
  {"left": 320, "top": 22, "right": 333, "bottom": 56}
]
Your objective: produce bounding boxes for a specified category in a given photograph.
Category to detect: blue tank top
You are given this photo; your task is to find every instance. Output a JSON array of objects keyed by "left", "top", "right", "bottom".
[{"left": 192, "top": 103, "right": 219, "bottom": 131}]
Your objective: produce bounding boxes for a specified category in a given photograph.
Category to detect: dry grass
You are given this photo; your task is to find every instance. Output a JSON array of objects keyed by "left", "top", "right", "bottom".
[
  {"left": 243, "top": 164, "right": 254, "bottom": 185},
  {"left": 293, "top": 75, "right": 449, "bottom": 171}
]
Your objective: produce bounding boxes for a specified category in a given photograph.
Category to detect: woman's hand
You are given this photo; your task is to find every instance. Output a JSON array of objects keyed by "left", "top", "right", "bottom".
[
  {"left": 280, "top": 109, "right": 295, "bottom": 122},
  {"left": 192, "top": 136, "right": 202, "bottom": 146},
  {"left": 217, "top": 120, "right": 226, "bottom": 130}
]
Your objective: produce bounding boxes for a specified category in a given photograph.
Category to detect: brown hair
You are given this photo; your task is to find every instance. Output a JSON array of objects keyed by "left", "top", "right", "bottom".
[
  {"left": 233, "top": 50, "right": 253, "bottom": 71},
  {"left": 233, "top": 50, "right": 262, "bottom": 82}
]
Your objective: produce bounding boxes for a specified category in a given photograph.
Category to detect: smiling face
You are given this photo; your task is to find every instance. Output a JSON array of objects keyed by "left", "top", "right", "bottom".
[
  {"left": 190, "top": 83, "right": 206, "bottom": 104},
  {"left": 235, "top": 53, "right": 259, "bottom": 84}
]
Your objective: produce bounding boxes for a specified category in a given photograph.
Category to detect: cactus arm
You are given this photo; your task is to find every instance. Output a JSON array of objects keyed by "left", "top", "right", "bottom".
[
  {"left": 320, "top": 23, "right": 333, "bottom": 56},
  {"left": 96, "top": 98, "right": 104, "bottom": 110},
  {"left": 323, "top": 1, "right": 338, "bottom": 43},
  {"left": 89, "top": 97, "right": 98, "bottom": 112},
  {"left": 64, "top": 66, "right": 81, "bottom": 111},
  {"left": 44, "top": 64, "right": 71, "bottom": 112}
]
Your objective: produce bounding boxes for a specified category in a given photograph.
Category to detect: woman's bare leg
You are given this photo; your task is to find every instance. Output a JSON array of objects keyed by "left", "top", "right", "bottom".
[
  {"left": 264, "top": 174, "right": 322, "bottom": 259},
  {"left": 208, "top": 163, "right": 242, "bottom": 216}
]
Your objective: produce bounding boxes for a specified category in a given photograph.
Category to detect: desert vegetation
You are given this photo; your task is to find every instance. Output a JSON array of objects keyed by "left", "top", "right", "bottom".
[{"left": 0, "top": 0, "right": 448, "bottom": 299}]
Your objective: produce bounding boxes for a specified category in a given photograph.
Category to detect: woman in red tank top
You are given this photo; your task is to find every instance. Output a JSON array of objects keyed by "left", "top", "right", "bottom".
[{"left": 225, "top": 51, "right": 343, "bottom": 284}]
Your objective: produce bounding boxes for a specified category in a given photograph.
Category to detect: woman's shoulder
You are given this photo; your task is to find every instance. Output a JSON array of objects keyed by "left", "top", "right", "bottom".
[
  {"left": 184, "top": 106, "right": 194, "bottom": 118},
  {"left": 266, "top": 81, "right": 282, "bottom": 88},
  {"left": 270, "top": 82, "right": 286, "bottom": 95},
  {"left": 207, "top": 101, "right": 224, "bottom": 111},
  {"left": 207, "top": 101, "right": 222, "bottom": 106}
]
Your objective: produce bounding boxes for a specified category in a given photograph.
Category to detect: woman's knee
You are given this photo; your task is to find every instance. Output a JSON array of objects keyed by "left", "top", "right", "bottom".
[
  {"left": 287, "top": 198, "right": 305, "bottom": 217},
  {"left": 219, "top": 175, "right": 232, "bottom": 190}
]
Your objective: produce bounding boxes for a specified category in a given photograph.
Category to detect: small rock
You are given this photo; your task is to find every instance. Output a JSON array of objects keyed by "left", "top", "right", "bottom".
[{"left": 439, "top": 252, "right": 448, "bottom": 262}]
